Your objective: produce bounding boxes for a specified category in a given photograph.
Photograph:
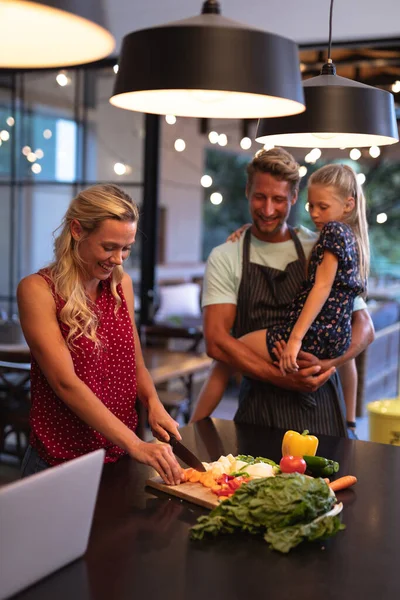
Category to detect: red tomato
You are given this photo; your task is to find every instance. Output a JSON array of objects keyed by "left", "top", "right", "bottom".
[{"left": 279, "top": 455, "right": 307, "bottom": 474}]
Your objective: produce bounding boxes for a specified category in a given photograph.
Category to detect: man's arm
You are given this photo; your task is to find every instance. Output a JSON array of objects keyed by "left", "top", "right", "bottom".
[{"left": 190, "top": 303, "right": 335, "bottom": 421}]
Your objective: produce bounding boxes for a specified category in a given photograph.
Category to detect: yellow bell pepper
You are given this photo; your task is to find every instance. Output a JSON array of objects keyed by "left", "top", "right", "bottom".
[{"left": 281, "top": 430, "right": 319, "bottom": 457}]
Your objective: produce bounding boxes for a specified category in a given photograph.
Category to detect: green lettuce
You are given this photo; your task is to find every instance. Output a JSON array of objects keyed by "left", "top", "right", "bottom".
[{"left": 191, "top": 473, "right": 344, "bottom": 553}]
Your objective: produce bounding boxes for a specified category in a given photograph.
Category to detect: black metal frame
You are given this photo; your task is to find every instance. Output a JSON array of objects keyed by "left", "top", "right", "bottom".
[{"left": 0, "top": 60, "right": 148, "bottom": 319}]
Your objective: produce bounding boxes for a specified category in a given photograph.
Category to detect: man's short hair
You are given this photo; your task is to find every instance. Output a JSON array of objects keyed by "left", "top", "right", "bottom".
[{"left": 246, "top": 147, "right": 300, "bottom": 197}]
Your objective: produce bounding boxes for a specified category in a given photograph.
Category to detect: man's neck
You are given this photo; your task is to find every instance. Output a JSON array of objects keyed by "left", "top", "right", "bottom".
[{"left": 250, "top": 223, "right": 292, "bottom": 243}]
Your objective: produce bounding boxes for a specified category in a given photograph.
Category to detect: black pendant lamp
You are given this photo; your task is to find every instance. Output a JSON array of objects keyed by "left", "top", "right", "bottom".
[
  {"left": 110, "top": 0, "right": 305, "bottom": 119},
  {"left": 256, "top": 0, "right": 399, "bottom": 148},
  {"left": 0, "top": 0, "right": 115, "bottom": 68}
]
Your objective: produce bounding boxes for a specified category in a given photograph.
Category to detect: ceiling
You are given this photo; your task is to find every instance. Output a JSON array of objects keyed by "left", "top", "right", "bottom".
[{"left": 104, "top": 0, "right": 400, "bottom": 51}]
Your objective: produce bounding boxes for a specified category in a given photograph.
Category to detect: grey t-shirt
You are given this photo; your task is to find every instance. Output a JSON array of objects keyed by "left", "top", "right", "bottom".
[{"left": 202, "top": 225, "right": 366, "bottom": 311}]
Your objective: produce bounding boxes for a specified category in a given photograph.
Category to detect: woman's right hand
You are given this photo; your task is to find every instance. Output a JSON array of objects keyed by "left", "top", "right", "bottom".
[
  {"left": 130, "top": 439, "right": 183, "bottom": 486},
  {"left": 226, "top": 223, "right": 251, "bottom": 242}
]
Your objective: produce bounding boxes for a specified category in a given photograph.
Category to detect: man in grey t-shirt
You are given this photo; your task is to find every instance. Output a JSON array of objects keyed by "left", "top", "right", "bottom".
[{"left": 191, "top": 148, "right": 374, "bottom": 437}]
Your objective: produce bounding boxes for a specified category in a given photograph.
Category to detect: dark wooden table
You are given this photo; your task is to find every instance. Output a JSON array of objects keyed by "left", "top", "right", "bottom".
[{"left": 12, "top": 418, "right": 400, "bottom": 600}]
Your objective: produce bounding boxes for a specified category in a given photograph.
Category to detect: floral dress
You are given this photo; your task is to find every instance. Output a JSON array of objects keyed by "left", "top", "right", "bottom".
[{"left": 266, "top": 221, "right": 364, "bottom": 360}]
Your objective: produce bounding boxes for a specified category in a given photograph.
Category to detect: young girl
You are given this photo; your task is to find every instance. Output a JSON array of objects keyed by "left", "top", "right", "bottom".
[{"left": 197, "top": 164, "right": 369, "bottom": 420}]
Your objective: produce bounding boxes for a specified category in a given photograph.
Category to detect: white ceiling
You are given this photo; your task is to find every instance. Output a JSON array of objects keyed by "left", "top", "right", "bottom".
[{"left": 104, "top": 0, "right": 400, "bottom": 54}]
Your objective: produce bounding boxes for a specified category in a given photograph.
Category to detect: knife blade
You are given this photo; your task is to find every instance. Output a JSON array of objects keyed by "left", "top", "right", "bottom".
[{"left": 169, "top": 434, "right": 206, "bottom": 472}]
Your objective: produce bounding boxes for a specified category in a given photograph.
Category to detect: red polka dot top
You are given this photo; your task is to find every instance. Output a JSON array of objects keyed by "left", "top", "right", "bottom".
[{"left": 29, "top": 270, "right": 138, "bottom": 466}]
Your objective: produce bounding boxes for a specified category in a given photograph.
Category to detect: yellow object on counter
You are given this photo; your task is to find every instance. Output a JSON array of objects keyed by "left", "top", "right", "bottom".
[
  {"left": 281, "top": 429, "right": 319, "bottom": 457},
  {"left": 367, "top": 398, "right": 400, "bottom": 446}
]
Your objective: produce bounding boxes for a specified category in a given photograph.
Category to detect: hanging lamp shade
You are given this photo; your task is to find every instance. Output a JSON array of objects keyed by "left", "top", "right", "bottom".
[
  {"left": 110, "top": 1, "right": 305, "bottom": 119},
  {"left": 256, "top": 66, "right": 399, "bottom": 148},
  {"left": 0, "top": 1, "right": 115, "bottom": 68}
]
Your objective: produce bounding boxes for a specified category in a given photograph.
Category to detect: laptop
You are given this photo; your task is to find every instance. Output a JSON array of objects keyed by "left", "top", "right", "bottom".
[{"left": 0, "top": 449, "right": 105, "bottom": 600}]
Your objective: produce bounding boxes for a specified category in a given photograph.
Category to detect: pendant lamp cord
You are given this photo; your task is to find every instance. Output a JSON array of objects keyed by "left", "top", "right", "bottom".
[
  {"left": 328, "top": 0, "right": 334, "bottom": 61},
  {"left": 321, "top": 0, "right": 336, "bottom": 75}
]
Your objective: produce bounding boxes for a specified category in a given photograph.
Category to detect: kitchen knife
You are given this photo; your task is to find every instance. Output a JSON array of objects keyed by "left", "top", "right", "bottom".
[{"left": 169, "top": 434, "right": 207, "bottom": 472}]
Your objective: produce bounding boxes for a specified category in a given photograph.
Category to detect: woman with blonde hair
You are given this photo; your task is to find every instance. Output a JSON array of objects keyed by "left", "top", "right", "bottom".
[
  {"left": 196, "top": 163, "right": 369, "bottom": 430},
  {"left": 18, "top": 184, "right": 182, "bottom": 485}
]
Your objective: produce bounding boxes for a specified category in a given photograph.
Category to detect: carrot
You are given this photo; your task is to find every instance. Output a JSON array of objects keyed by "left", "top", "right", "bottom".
[{"left": 329, "top": 475, "right": 357, "bottom": 492}]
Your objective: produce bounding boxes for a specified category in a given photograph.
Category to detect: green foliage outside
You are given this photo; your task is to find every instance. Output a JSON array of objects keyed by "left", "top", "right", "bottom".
[{"left": 202, "top": 149, "right": 400, "bottom": 282}]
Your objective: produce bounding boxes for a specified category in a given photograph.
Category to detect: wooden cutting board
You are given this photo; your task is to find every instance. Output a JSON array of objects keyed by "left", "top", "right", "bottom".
[{"left": 146, "top": 476, "right": 220, "bottom": 509}]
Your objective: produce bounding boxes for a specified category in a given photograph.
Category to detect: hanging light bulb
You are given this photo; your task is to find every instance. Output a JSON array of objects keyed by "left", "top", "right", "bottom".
[
  {"left": 256, "top": 0, "right": 398, "bottom": 148},
  {"left": 357, "top": 173, "right": 366, "bottom": 185},
  {"left": 349, "top": 148, "right": 361, "bottom": 161},
  {"left": 210, "top": 192, "right": 223, "bottom": 205},
  {"left": 376, "top": 213, "right": 387, "bottom": 224},
  {"left": 0, "top": 0, "right": 114, "bottom": 68},
  {"left": 218, "top": 134, "right": 228, "bottom": 147},
  {"left": 369, "top": 146, "right": 381, "bottom": 158},
  {"left": 110, "top": 0, "right": 304, "bottom": 119},
  {"left": 56, "top": 71, "right": 71, "bottom": 87},
  {"left": 174, "top": 139, "right": 186, "bottom": 152},
  {"left": 114, "top": 163, "right": 127, "bottom": 175},
  {"left": 201, "top": 175, "right": 213, "bottom": 188},
  {"left": 240, "top": 137, "right": 252, "bottom": 150},
  {"left": 299, "top": 166, "right": 308, "bottom": 177},
  {"left": 208, "top": 131, "right": 219, "bottom": 144}
]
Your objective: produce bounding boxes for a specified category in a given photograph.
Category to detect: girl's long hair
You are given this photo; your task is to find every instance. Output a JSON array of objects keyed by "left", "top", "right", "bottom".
[
  {"left": 308, "top": 164, "right": 370, "bottom": 296},
  {"left": 48, "top": 184, "right": 139, "bottom": 349}
]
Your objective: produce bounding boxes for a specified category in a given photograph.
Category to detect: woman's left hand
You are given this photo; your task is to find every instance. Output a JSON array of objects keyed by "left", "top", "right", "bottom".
[{"left": 147, "top": 400, "right": 181, "bottom": 442}]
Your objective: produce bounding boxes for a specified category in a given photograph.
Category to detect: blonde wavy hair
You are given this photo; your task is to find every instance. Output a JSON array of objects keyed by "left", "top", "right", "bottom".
[
  {"left": 308, "top": 164, "right": 370, "bottom": 295},
  {"left": 246, "top": 147, "right": 301, "bottom": 197},
  {"left": 48, "top": 184, "right": 139, "bottom": 349}
]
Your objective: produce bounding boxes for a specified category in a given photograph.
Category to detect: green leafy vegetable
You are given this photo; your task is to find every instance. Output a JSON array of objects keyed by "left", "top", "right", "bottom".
[
  {"left": 264, "top": 516, "right": 345, "bottom": 554},
  {"left": 191, "top": 473, "right": 344, "bottom": 553}
]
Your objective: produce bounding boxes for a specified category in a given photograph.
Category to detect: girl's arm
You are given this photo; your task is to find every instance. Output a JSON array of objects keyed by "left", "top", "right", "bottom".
[
  {"left": 120, "top": 273, "right": 181, "bottom": 442},
  {"left": 17, "top": 274, "right": 182, "bottom": 485},
  {"left": 280, "top": 250, "right": 338, "bottom": 374}
]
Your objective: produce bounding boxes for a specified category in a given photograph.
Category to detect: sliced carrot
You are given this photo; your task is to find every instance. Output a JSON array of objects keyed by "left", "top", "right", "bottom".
[
  {"left": 188, "top": 471, "right": 202, "bottom": 483},
  {"left": 329, "top": 475, "right": 357, "bottom": 492}
]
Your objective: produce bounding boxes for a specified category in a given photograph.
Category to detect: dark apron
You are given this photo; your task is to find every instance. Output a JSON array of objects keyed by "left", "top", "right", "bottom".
[{"left": 233, "top": 227, "right": 347, "bottom": 437}]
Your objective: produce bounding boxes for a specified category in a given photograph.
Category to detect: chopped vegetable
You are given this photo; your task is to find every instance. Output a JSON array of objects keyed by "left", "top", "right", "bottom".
[
  {"left": 282, "top": 430, "right": 319, "bottom": 457},
  {"left": 279, "top": 455, "right": 307, "bottom": 474},
  {"left": 191, "top": 473, "right": 344, "bottom": 553},
  {"left": 235, "top": 454, "right": 280, "bottom": 473}
]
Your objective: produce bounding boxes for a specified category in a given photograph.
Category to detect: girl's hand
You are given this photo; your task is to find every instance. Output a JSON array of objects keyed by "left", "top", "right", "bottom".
[
  {"left": 147, "top": 399, "right": 181, "bottom": 443},
  {"left": 279, "top": 338, "right": 302, "bottom": 375},
  {"left": 130, "top": 439, "right": 183, "bottom": 485},
  {"left": 226, "top": 223, "right": 251, "bottom": 243}
]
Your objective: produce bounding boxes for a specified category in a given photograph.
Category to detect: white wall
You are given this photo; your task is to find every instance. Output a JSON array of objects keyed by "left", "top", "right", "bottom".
[
  {"left": 159, "top": 118, "right": 204, "bottom": 264},
  {"left": 29, "top": 186, "right": 73, "bottom": 275}
]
